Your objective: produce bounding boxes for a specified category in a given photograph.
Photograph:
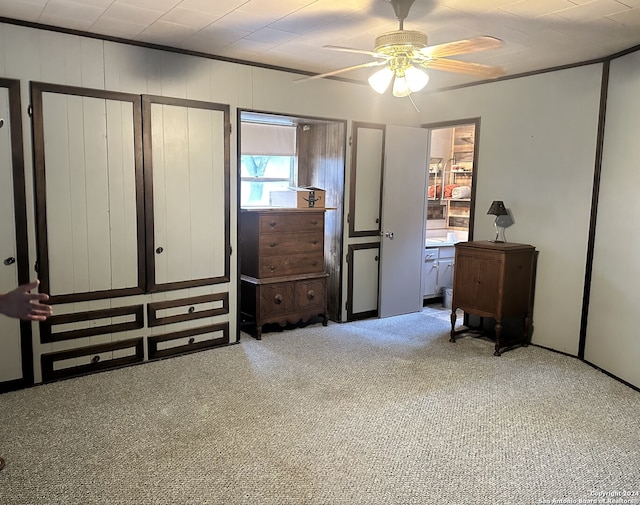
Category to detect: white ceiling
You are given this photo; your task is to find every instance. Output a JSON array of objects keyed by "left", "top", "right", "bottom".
[{"left": 1, "top": 0, "right": 639, "bottom": 91}]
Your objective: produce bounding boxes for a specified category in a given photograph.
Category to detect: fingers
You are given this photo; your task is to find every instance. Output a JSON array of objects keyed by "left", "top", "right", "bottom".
[{"left": 19, "top": 279, "right": 40, "bottom": 293}]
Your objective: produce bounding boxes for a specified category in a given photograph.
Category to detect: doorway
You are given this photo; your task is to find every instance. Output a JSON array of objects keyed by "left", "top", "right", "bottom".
[
  {"left": 237, "top": 110, "right": 346, "bottom": 324},
  {"left": 423, "top": 118, "right": 479, "bottom": 243}
]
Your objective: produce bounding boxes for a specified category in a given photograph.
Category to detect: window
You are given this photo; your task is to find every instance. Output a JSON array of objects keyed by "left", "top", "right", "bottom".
[
  {"left": 240, "top": 121, "right": 297, "bottom": 207},
  {"left": 240, "top": 155, "right": 296, "bottom": 207}
]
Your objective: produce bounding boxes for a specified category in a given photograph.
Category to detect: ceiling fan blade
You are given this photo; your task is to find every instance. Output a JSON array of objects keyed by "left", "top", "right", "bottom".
[
  {"left": 423, "top": 58, "right": 504, "bottom": 78},
  {"left": 324, "top": 45, "right": 386, "bottom": 58},
  {"left": 294, "top": 60, "right": 388, "bottom": 83},
  {"left": 421, "top": 36, "right": 503, "bottom": 59}
]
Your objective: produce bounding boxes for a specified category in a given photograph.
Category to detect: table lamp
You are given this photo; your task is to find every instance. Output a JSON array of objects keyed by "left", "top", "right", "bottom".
[{"left": 487, "top": 200, "right": 508, "bottom": 242}]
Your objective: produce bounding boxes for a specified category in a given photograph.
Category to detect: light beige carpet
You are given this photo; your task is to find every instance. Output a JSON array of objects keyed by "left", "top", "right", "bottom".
[{"left": 1, "top": 310, "right": 639, "bottom": 505}]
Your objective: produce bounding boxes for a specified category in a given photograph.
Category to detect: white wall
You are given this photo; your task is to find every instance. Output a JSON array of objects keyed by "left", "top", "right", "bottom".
[
  {"left": 416, "top": 65, "right": 604, "bottom": 355},
  {"left": 585, "top": 51, "right": 640, "bottom": 387}
]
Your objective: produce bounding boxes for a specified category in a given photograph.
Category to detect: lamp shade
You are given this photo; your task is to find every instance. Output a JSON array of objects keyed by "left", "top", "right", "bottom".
[
  {"left": 405, "top": 66, "right": 429, "bottom": 92},
  {"left": 487, "top": 200, "right": 508, "bottom": 216},
  {"left": 392, "top": 75, "right": 411, "bottom": 97},
  {"left": 368, "top": 67, "right": 394, "bottom": 94}
]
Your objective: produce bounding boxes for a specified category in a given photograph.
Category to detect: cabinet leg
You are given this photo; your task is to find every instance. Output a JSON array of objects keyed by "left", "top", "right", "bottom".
[
  {"left": 449, "top": 310, "right": 457, "bottom": 342},
  {"left": 494, "top": 320, "right": 503, "bottom": 356}
]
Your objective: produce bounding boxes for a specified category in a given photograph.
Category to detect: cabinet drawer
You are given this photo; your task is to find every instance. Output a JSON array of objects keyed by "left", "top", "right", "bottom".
[
  {"left": 259, "top": 231, "right": 324, "bottom": 256},
  {"left": 439, "top": 246, "right": 455, "bottom": 259},
  {"left": 259, "top": 252, "right": 324, "bottom": 277},
  {"left": 259, "top": 212, "right": 324, "bottom": 234},
  {"left": 295, "top": 278, "right": 326, "bottom": 310},
  {"left": 259, "top": 282, "right": 294, "bottom": 316}
]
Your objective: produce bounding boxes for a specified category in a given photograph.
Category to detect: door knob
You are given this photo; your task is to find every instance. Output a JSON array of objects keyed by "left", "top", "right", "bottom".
[{"left": 384, "top": 231, "right": 394, "bottom": 240}]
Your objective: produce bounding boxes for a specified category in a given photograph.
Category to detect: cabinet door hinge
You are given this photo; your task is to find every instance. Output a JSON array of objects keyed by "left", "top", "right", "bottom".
[
  {"left": 27, "top": 105, "right": 33, "bottom": 117},
  {"left": 228, "top": 124, "right": 232, "bottom": 134}
]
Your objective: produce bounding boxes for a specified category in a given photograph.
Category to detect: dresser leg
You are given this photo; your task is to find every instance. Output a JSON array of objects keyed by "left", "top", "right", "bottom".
[
  {"left": 255, "top": 326, "right": 262, "bottom": 340},
  {"left": 322, "top": 313, "right": 328, "bottom": 326},
  {"left": 494, "top": 320, "right": 503, "bottom": 356},
  {"left": 449, "top": 310, "right": 457, "bottom": 342}
]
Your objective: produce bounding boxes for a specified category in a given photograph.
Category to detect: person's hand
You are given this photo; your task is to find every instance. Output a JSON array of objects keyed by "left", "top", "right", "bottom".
[{"left": 0, "top": 280, "right": 53, "bottom": 321}]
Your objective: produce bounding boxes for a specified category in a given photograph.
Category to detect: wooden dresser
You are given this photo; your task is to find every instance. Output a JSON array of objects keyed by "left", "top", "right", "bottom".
[
  {"left": 450, "top": 241, "right": 537, "bottom": 355},
  {"left": 239, "top": 208, "right": 328, "bottom": 339}
]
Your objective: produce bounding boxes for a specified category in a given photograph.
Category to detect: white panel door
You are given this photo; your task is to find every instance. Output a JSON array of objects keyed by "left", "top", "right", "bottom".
[
  {"left": 351, "top": 124, "right": 384, "bottom": 235},
  {"left": 35, "top": 85, "right": 142, "bottom": 300},
  {"left": 379, "top": 125, "right": 429, "bottom": 318},
  {"left": 148, "top": 99, "right": 228, "bottom": 289},
  {"left": 0, "top": 86, "right": 22, "bottom": 382}
]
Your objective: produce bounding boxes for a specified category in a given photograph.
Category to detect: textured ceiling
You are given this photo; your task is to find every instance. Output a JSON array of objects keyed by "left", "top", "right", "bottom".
[{"left": 1, "top": 0, "right": 639, "bottom": 91}]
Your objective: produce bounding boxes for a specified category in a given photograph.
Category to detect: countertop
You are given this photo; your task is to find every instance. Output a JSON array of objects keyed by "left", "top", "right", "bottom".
[{"left": 425, "top": 239, "right": 458, "bottom": 248}]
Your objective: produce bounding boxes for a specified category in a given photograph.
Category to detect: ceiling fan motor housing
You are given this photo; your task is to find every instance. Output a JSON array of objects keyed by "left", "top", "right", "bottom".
[{"left": 374, "top": 30, "right": 428, "bottom": 54}]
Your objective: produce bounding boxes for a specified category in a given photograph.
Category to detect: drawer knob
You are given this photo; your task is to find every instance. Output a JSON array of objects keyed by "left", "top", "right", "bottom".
[
  {"left": 311, "top": 220, "right": 318, "bottom": 225},
  {"left": 156, "top": 247, "right": 163, "bottom": 254},
  {"left": 188, "top": 306, "right": 195, "bottom": 313},
  {"left": 3, "top": 257, "right": 15, "bottom": 266},
  {"left": 274, "top": 294, "right": 283, "bottom": 305},
  {"left": 307, "top": 290, "right": 315, "bottom": 300},
  {"left": 188, "top": 337, "right": 195, "bottom": 344},
  {"left": 270, "top": 221, "right": 276, "bottom": 227},
  {"left": 311, "top": 261, "right": 318, "bottom": 267},
  {"left": 92, "top": 355, "right": 100, "bottom": 363},
  {"left": 269, "top": 242, "right": 277, "bottom": 248}
]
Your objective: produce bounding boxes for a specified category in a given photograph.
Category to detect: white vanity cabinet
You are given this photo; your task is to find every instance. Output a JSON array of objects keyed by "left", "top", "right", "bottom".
[
  {"left": 422, "top": 248, "right": 439, "bottom": 298},
  {"left": 422, "top": 245, "right": 455, "bottom": 299}
]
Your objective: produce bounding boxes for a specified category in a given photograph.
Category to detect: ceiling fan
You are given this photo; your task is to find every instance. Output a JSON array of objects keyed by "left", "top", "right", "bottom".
[{"left": 297, "top": 0, "right": 505, "bottom": 97}]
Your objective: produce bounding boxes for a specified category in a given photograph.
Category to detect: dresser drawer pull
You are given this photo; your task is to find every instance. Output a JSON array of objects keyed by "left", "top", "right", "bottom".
[
  {"left": 307, "top": 290, "right": 315, "bottom": 300},
  {"left": 269, "top": 242, "right": 277, "bottom": 248},
  {"left": 188, "top": 306, "right": 195, "bottom": 313},
  {"left": 274, "top": 294, "right": 283, "bottom": 305},
  {"left": 311, "top": 261, "right": 318, "bottom": 267},
  {"left": 92, "top": 355, "right": 100, "bottom": 363},
  {"left": 269, "top": 221, "right": 277, "bottom": 227},
  {"left": 310, "top": 240, "right": 318, "bottom": 245},
  {"left": 269, "top": 265, "right": 276, "bottom": 272},
  {"left": 311, "top": 220, "right": 318, "bottom": 225},
  {"left": 188, "top": 337, "right": 195, "bottom": 344}
]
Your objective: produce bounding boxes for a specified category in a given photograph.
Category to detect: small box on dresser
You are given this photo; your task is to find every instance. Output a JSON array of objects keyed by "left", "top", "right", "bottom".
[{"left": 239, "top": 208, "right": 328, "bottom": 339}]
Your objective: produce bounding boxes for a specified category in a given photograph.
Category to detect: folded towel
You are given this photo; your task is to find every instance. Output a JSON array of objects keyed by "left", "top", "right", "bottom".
[
  {"left": 451, "top": 185, "right": 471, "bottom": 199},
  {"left": 444, "top": 184, "right": 459, "bottom": 198},
  {"left": 428, "top": 185, "right": 441, "bottom": 198}
]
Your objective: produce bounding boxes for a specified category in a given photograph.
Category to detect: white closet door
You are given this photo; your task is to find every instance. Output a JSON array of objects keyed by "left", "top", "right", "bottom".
[
  {"left": 0, "top": 86, "right": 22, "bottom": 383},
  {"left": 147, "top": 98, "right": 228, "bottom": 290},
  {"left": 378, "top": 125, "right": 429, "bottom": 318},
  {"left": 35, "top": 85, "right": 142, "bottom": 300}
]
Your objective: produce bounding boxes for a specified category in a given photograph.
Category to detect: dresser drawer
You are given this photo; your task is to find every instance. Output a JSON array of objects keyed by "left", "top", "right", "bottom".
[
  {"left": 259, "top": 252, "right": 324, "bottom": 277},
  {"left": 259, "top": 282, "right": 294, "bottom": 316},
  {"left": 259, "top": 212, "right": 324, "bottom": 234},
  {"left": 294, "top": 278, "right": 326, "bottom": 310},
  {"left": 259, "top": 231, "right": 324, "bottom": 256}
]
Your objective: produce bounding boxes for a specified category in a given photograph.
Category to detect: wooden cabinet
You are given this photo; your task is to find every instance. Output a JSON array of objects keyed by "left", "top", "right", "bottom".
[
  {"left": 240, "top": 208, "right": 328, "bottom": 339},
  {"left": 450, "top": 241, "right": 537, "bottom": 355}
]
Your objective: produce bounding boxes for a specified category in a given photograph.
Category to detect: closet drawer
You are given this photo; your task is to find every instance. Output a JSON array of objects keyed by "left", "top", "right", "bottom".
[{"left": 148, "top": 323, "right": 229, "bottom": 360}]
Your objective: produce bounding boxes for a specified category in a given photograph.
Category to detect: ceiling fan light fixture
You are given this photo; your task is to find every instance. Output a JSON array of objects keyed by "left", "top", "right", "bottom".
[
  {"left": 368, "top": 67, "right": 394, "bottom": 94},
  {"left": 392, "top": 75, "right": 411, "bottom": 97},
  {"left": 405, "top": 65, "right": 429, "bottom": 92}
]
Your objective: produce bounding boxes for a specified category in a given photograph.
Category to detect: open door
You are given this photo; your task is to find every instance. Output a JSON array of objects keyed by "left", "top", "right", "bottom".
[{"left": 379, "top": 125, "right": 429, "bottom": 318}]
